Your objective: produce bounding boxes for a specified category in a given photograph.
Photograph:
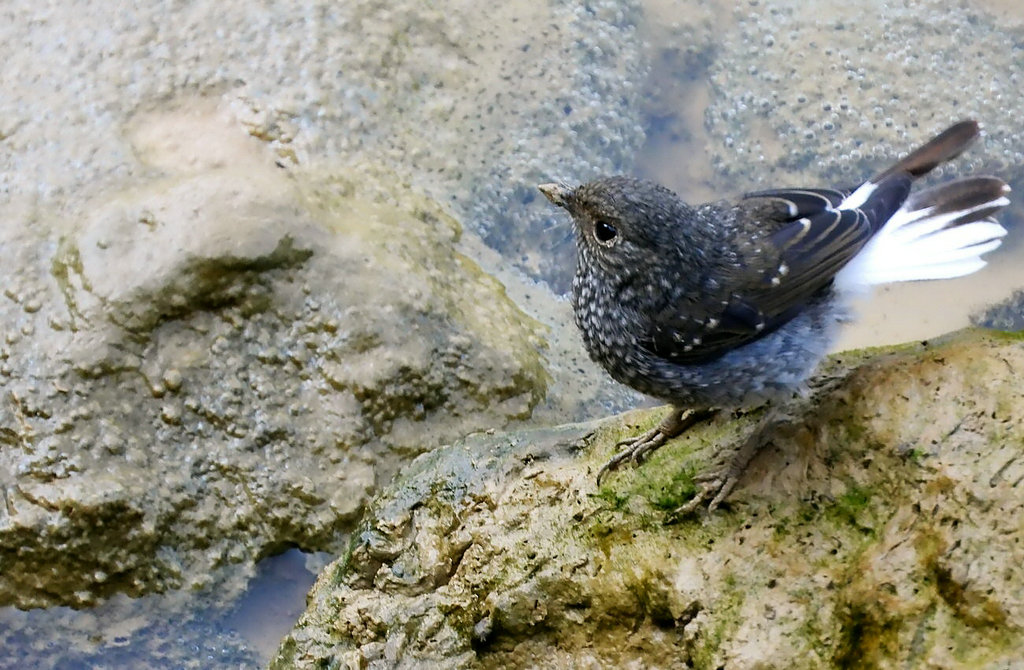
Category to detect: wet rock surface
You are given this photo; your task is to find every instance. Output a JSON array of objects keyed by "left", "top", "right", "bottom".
[
  {"left": 273, "top": 330, "right": 1024, "bottom": 669},
  {"left": 0, "top": 0, "right": 647, "bottom": 291},
  {"left": 973, "top": 287, "right": 1024, "bottom": 332},
  {"left": 0, "top": 128, "right": 547, "bottom": 610},
  {"left": 3, "top": 0, "right": 1023, "bottom": 666},
  {"left": 0, "top": 0, "right": 651, "bottom": 661},
  {"left": 0, "top": 591, "right": 262, "bottom": 670}
]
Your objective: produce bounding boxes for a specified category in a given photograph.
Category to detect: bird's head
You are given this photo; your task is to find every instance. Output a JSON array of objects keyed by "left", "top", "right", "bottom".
[{"left": 539, "top": 176, "right": 685, "bottom": 275}]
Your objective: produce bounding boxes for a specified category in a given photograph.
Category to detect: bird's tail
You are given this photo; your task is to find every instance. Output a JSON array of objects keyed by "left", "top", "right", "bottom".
[
  {"left": 872, "top": 120, "right": 982, "bottom": 180},
  {"left": 835, "top": 121, "right": 1010, "bottom": 292}
]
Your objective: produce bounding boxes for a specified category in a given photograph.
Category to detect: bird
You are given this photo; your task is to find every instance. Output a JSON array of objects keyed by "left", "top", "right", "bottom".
[{"left": 539, "top": 120, "right": 1010, "bottom": 514}]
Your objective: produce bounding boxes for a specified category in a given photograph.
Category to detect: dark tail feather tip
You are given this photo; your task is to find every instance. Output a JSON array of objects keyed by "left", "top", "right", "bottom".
[
  {"left": 876, "top": 120, "right": 981, "bottom": 180},
  {"left": 904, "top": 176, "right": 1010, "bottom": 214}
]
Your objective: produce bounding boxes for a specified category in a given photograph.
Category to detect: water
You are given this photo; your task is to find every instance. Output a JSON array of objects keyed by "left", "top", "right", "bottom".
[{"left": 0, "top": 549, "right": 322, "bottom": 669}]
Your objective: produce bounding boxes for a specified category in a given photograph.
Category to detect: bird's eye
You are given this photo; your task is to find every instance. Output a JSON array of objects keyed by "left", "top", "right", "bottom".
[{"left": 594, "top": 219, "right": 618, "bottom": 244}]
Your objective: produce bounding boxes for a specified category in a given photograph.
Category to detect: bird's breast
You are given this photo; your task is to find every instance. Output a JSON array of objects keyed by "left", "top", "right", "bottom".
[{"left": 571, "top": 265, "right": 649, "bottom": 372}]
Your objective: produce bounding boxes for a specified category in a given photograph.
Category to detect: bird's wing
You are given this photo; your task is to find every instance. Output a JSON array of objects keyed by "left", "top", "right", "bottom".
[{"left": 643, "top": 176, "right": 911, "bottom": 364}]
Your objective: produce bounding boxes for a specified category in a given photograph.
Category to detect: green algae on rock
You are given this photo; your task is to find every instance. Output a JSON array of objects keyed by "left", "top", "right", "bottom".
[
  {"left": 273, "top": 329, "right": 1024, "bottom": 669},
  {"left": 0, "top": 152, "right": 547, "bottom": 610}
]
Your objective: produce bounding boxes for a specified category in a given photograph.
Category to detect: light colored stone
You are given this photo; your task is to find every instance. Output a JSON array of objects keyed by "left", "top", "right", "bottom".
[
  {"left": 0, "top": 147, "right": 547, "bottom": 609},
  {"left": 273, "top": 330, "right": 1024, "bottom": 669},
  {"left": 0, "top": 0, "right": 647, "bottom": 288}
]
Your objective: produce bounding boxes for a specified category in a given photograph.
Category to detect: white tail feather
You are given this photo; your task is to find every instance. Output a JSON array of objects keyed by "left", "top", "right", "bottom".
[
  {"left": 885, "top": 199, "right": 1009, "bottom": 244},
  {"left": 835, "top": 198, "right": 1008, "bottom": 293}
]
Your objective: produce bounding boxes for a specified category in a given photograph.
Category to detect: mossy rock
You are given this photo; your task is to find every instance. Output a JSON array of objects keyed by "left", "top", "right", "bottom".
[{"left": 273, "top": 329, "right": 1024, "bottom": 669}]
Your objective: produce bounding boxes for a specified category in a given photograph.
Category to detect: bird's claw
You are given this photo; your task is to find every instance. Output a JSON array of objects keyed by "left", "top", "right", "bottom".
[
  {"left": 596, "top": 408, "right": 717, "bottom": 486},
  {"left": 596, "top": 427, "right": 668, "bottom": 485},
  {"left": 664, "top": 421, "right": 772, "bottom": 521},
  {"left": 664, "top": 469, "right": 741, "bottom": 522}
]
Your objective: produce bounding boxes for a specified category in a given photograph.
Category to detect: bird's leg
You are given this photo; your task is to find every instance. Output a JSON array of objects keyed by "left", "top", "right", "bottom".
[
  {"left": 668, "top": 408, "right": 785, "bottom": 519},
  {"left": 596, "top": 406, "right": 717, "bottom": 485}
]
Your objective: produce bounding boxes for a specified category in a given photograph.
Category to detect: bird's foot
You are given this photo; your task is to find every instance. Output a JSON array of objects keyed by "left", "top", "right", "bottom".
[
  {"left": 666, "top": 469, "right": 741, "bottom": 520},
  {"left": 596, "top": 427, "right": 668, "bottom": 485},
  {"left": 596, "top": 407, "right": 716, "bottom": 485},
  {"left": 665, "top": 417, "right": 773, "bottom": 521}
]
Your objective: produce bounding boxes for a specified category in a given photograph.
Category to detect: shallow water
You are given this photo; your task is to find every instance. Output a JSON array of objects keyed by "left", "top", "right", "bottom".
[
  {"left": 0, "top": 549, "right": 322, "bottom": 669},
  {"left": 3, "top": 0, "right": 1024, "bottom": 667}
]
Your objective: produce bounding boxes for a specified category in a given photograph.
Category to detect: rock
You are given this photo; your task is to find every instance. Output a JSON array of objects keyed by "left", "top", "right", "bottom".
[
  {"left": 273, "top": 329, "right": 1024, "bottom": 669},
  {"left": 973, "top": 288, "right": 1024, "bottom": 332},
  {"left": 0, "top": 0, "right": 652, "bottom": 626},
  {"left": 702, "top": 0, "right": 1024, "bottom": 190},
  {"left": 0, "top": 1, "right": 648, "bottom": 290},
  {"left": 0, "top": 130, "right": 547, "bottom": 609}
]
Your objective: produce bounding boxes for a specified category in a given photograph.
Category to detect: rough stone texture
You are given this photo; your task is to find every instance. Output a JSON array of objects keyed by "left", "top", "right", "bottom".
[
  {"left": 703, "top": 0, "right": 1024, "bottom": 192},
  {"left": 273, "top": 329, "right": 1024, "bottom": 669},
  {"left": 0, "top": 108, "right": 547, "bottom": 610},
  {"left": 0, "top": 2, "right": 651, "bottom": 657},
  {"left": 974, "top": 287, "right": 1024, "bottom": 332},
  {"left": 0, "top": 0, "right": 647, "bottom": 290}
]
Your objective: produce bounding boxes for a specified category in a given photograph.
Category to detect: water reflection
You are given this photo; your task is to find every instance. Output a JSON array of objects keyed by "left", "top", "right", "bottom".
[
  {"left": 0, "top": 549, "right": 323, "bottom": 669},
  {"left": 222, "top": 550, "right": 328, "bottom": 662}
]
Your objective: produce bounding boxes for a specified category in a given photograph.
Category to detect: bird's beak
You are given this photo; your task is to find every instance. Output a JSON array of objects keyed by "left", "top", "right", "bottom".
[{"left": 538, "top": 182, "right": 572, "bottom": 209}]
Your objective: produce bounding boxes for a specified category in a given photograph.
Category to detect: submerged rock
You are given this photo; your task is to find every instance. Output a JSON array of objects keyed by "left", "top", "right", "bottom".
[
  {"left": 0, "top": 135, "right": 547, "bottom": 609},
  {"left": 0, "top": 590, "right": 262, "bottom": 670},
  {"left": 273, "top": 329, "right": 1024, "bottom": 669},
  {"left": 973, "top": 288, "right": 1024, "bottom": 332},
  {"left": 703, "top": 0, "right": 1024, "bottom": 191}
]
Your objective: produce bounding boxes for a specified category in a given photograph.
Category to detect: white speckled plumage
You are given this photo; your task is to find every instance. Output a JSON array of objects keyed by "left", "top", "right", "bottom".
[
  {"left": 540, "top": 120, "right": 1011, "bottom": 510},
  {"left": 545, "top": 121, "right": 1008, "bottom": 412}
]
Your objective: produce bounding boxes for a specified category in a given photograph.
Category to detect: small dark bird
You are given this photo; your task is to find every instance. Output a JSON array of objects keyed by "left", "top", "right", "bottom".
[{"left": 539, "top": 120, "right": 1010, "bottom": 513}]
